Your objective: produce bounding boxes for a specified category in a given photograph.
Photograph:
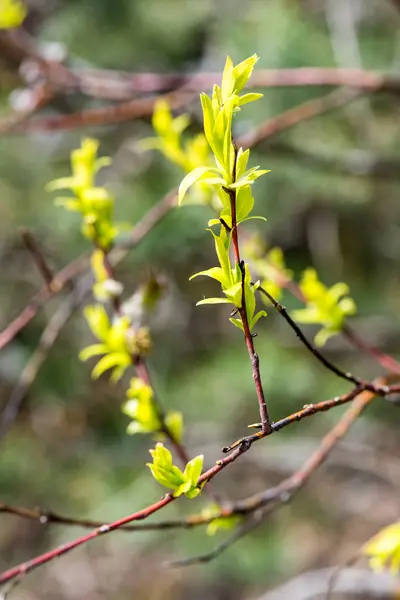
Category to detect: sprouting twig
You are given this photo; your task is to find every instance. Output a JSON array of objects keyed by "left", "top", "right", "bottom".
[{"left": 0, "top": 88, "right": 378, "bottom": 351}]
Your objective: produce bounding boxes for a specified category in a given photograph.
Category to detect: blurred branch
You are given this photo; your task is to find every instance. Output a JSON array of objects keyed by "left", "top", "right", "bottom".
[
  {"left": 19, "top": 227, "right": 55, "bottom": 287},
  {"left": 0, "top": 88, "right": 195, "bottom": 134},
  {"left": 239, "top": 87, "right": 361, "bottom": 149},
  {"left": 2, "top": 28, "right": 400, "bottom": 98}
]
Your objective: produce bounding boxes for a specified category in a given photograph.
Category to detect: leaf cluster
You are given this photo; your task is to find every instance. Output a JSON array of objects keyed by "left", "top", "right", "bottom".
[{"left": 147, "top": 443, "right": 204, "bottom": 499}]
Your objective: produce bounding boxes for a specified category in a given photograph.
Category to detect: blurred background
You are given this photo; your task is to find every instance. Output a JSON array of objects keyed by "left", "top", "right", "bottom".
[{"left": 0, "top": 0, "right": 400, "bottom": 598}]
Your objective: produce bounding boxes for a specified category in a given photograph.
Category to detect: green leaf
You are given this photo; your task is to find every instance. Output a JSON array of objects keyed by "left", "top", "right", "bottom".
[
  {"left": 221, "top": 55, "right": 235, "bottom": 101},
  {"left": 236, "top": 185, "right": 254, "bottom": 222},
  {"left": 250, "top": 310, "right": 267, "bottom": 331},
  {"left": 238, "top": 93, "right": 264, "bottom": 106},
  {"left": 178, "top": 166, "right": 220, "bottom": 205},
  {"left": 84, "top": 304, "right": 111, "bottom": 342},
  {"left": 200, "top": 92, "right": 215, "bottom": 151},
  {"left": 237, "top": 215, "right": 267, "bottom": 225},
  {"left": 196, "top": 297, "right": 232, "bottom": 306},
  {"left": 209, "top": 228, "right": 232, "bottom": 284},
  {"left": 235, "top": 148, "right": 250, "bottom": 180},
  {"left": 223, "top": 281, "right": 242, "bottom": 306},
  {"left": 91, "top": 352, "right": 131, "bottom": 380},
  {"left": 190, "top": 267, "right": 227, "bottom": 285},
  {"left": 79, "top": 344, "right": 108, "bottom": 361},
  {"left": 229, "top": 317, "right": 244, "bottom": 331},
  {"left": 165, "top": 411, "right": 183, "bottom": 444},
  {"left": 183, "top": 454, "right": 204, "bottom": 488},
  {"left": 232, "top": 54, "right": 259, "bottom": 94}
]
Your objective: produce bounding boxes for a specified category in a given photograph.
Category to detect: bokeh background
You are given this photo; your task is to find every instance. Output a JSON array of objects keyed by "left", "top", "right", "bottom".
[{"left": 1, "top": 0, "right": 400, "bottom": 598}]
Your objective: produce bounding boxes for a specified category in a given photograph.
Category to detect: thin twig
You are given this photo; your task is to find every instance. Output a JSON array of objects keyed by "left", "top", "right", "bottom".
[
  {"left": 167, "top": 509, "right": 268, "bottom": 567},
  {"left": 257, "top": 285, "right": 365, "bottom": 388},
  {"left": 226, "top": 144, "right": 272, "bottom": 435},
  {"left": 19, "top": 227, "right": 54, "bottom": 288},
  {"left": 102, "top": 243, "right": 190, "bottom": 467},
  {"left": 343, "top": 324, "right": 400, "bottom": 375},
  {"left": 0, "top": 503, "right": 217, "bottom": 532}
]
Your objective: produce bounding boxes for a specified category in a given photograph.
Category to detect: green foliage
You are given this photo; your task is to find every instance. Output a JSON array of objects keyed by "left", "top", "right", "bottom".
[
  {"left": 244, "top": 234, "right": 293, "bottom": 301},
  {"left": 0, "top": 0, "right": 26, "bottom": 28},
  {"left": 122, "top": 377, "right": 183, "bottom": 441},
  {"left": 47, "top": 139, "right": 121, "bottom": 250},
  {"left": 178, "top": 55, "right": 268, "bottom": 205},
  {"left": 147, "top": 443, "right": 203, "bottom": 498},
  {"left": 177, "top": 55, "right": 268, "bottom": 332},
  {"left": 141, "top": 100, "right": 214, "bottom": 205},
  {"left": 201, "top": 504, "right": 242, "bottom": 536},
  {"left": 122, "top": 378, "right": 162, "bottom": 435},
  {"left": 362, "top": 522, "right": 400, "bottom": 574},
  {"left": 190, "top": 225, "right": 266, "bottom": 332},
  {"left": 292, "top": 268, "right": 357, "bottom": 346},
  {"left": 79, "top": 304, "right": 151, "bottom": 381}
]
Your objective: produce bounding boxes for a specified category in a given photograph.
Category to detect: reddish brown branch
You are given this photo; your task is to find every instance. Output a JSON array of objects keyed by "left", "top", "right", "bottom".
[{"left": 226, "top": 159, "right": 272, "bottom": 434}]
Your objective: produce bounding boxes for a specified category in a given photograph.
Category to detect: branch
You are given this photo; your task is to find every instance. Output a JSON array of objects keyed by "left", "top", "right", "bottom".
[
  {"left": 239, "top": 87, "right": 361, "bottom": 150},
  {"left": 19, "top": 227, "right": 55, "bottom": 287},
  {"left": 256, "top": 285, "right": 382, "bottom": 390},
  {"left": 40, "top": 66, "right": 400, "bottom": 100},
  {"left": 259, "top": 259, "right": 400, "bottom": 376},
  {"left": 0, "top": 89, "right": 195, "bottom": 134}
]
